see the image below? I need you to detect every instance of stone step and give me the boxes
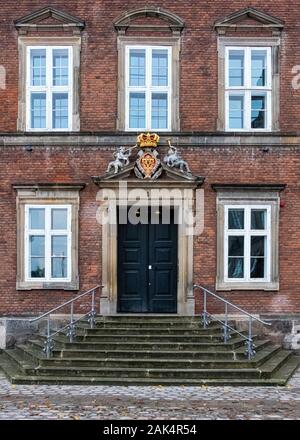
[1,352,298,386]
[48,340,271,360]
[28,364,263,379]
[38,335,254,351]
[72,333,230,343]
[76,326,224,335]
[98,316,203,322]
[35,346,280,369]
[85,320,221,329]
[259,350,293,378]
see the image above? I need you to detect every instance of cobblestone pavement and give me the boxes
[0,370,299,420]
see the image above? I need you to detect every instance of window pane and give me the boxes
[52,208,68,230]
[30,258,45,278]
[251,236,265,278]
[250,258,265,278]
[31,93,46,129]
[228,236,244,256]
[151,93,168,129]
[53,49,69,86]
[228,209,244,229]
[52,258,68,278]
[129,49,145,86]
[129,92,145,128]
[228,258,244,278]
[251,50,267,86]
[229,95,244,129]
[251,236,265,257]
[52,236,67,256]
[251,209,266,229]
[51,236,68,278]
[52,93,68,129]
[251,95,266,129]
[30,236,45,278]
[30,235,45,256]
[31,49,46,86]
[29,208,45,229]
[229,50,244,86]
[152,49,168,86]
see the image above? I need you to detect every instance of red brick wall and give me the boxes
[0,0,299,132]
[0,144,299,316]
[0,2,299,316]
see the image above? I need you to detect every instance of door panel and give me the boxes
[117,221,148,312]
[149,211,177,313]
[118,208,177,313]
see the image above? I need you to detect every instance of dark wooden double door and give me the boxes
[117,208,178,313]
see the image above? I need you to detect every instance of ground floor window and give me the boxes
[14,184,84,290]
[25,205,72,282]
[213,185,284,291]
[225,205,270,282]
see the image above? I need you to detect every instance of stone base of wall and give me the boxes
[231,314,300,354]
[0,315,79,349]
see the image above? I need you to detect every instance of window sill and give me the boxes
[216,280,279,291]
[16,281,79,291]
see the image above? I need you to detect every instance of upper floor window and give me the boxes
[125,46,172,131]
[225,47,272,131]
[27,46,73,131]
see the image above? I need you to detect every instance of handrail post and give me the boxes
[223,303,229,342]
[89,288,96,329]
[68,301,76,343]
[44,315,53,359]
[245,316,255,360]
[203,288,207,328]
[201,288,210,329]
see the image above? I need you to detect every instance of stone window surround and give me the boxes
[217,37,281,132]
[14,184,85,290]
[17,36,81,132]
[213,184,285,291]
[117,36,181,132]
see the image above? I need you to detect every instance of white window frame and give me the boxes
[225,46,272,131]
[224,205,271,283]
[125,45,172,131]
[24,204,72,283]
[26,46,73,132]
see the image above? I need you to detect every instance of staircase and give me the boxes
[0,315,299,386]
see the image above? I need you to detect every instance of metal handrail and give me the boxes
[193,284,271,360]
[30,285,102,358]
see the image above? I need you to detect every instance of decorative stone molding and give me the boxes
[13,183,85,291]
[212,184,286,291]
[14,7,85,35]
[214,7,284,36]
[114,7,184,35]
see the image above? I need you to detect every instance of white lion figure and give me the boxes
[164,144,191,174]
[107,147,131,174]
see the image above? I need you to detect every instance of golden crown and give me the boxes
[137,132,160,148]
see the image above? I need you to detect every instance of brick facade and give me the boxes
[0,1,299,316]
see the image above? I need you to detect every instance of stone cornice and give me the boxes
[211,184,286,192]
[1,133,300,148]
[13,183,86,191]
